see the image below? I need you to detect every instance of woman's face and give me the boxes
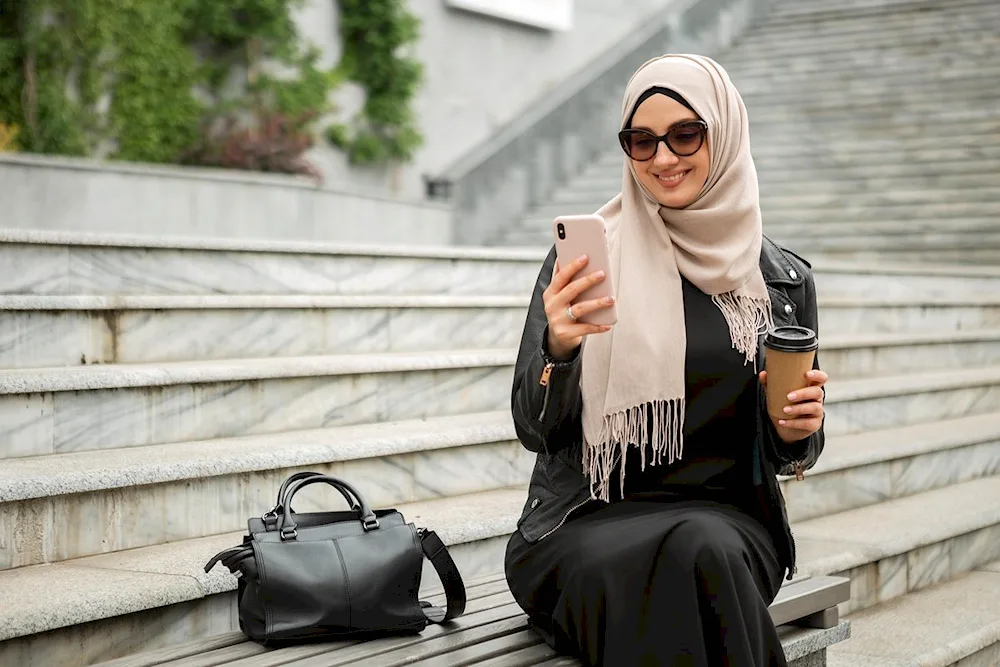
[628,94,710,209]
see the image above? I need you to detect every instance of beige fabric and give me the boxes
[580,54,772,501]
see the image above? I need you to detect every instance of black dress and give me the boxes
[505,278,788,667]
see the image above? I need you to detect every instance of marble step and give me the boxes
[738,15,1000,52]
[729,23,999,59]
[780,411,1000,522]
[0,487,526,667]
[742,84,1000,112]
[3,344,1000,453]
[779,233,1000,254]
[6,475,997,664]
[0,411,530,570]
[0,350,516,459]
[732,63,1000,93]
[828,561,1000,667]
[729,49,999,79]
[764,203,1000,224]
[815,295,1000,337]
[811,262,1000,299]
[811,248,1000,266]
[821,330,1000,378]
[0,295,530,368]
[821,365,1000,438]
[739,105,998,128]
[795,476,1000,617]
[764,219,1000,239]
[0,229,545,297]
[762,0,996,21]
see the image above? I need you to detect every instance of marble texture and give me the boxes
[0,440,533,569]
[782,439,1000,523]
[0,361,514,457]
[823,384,1000,437]
[0,300,528,367]
[821,337,1000,379]
[828,569,1000,667]
[817,303,1000,336]
[779,623,851,662]
[0,241,542,297]
[0,593,238,667]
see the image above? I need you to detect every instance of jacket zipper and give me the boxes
[537,362,555,421]
[539,496,592,541]
[793,460,805,481]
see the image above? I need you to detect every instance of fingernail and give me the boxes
[606,296,615,304]
[580,255,589,262]
[596,270,605,278]
[784,406,792,414]
[787,392,797,400]
[779,420,788,426]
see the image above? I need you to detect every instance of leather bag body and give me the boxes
[205,472,466,646]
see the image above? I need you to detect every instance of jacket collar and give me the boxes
[759,235,804,288]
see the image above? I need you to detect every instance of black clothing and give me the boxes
[507,236,824,573]
[618,277,760,504]
[503,237,824,666]
[506,501,786,667]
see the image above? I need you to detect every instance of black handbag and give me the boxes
[205,472,467,646]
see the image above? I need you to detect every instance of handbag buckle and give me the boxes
[363,516,380,531]
[280,526,298,540]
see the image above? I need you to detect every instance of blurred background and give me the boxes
[1,1,999,666]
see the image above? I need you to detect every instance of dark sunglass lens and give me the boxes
[626,132,658,160]
[668,124,704,156]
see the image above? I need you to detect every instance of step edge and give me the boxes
[0,349,519,394]
[0,411,517,502]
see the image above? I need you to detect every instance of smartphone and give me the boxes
[553,214,618,326]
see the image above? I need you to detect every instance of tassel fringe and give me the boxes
[583,398,686,502]
[711,292,773,364]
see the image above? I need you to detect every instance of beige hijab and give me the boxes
[581,54,772,501]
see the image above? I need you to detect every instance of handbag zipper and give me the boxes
[538,497,591,541]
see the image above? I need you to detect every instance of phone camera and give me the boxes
[557,223,566,240]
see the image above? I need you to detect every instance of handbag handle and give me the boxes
[277,471,358,511]
[279,475,379,540]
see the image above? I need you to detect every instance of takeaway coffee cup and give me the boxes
[763,325,819,424]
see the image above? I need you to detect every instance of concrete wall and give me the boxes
[295,0,680,200]
[0,154,453,245]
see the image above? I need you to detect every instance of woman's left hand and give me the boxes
[758,369,828,442]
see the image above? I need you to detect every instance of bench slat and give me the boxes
[89,632,248,667]
[226,601,524,667]
[769,575,850,627]
[421,571,506,599]
[455,642,559,667]
[156,642,269,667]
[402,629,542,666]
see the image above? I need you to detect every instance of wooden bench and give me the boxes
[93,573,850,667]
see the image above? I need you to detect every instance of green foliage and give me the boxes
[0,0,423,169]
[335,0,423,164]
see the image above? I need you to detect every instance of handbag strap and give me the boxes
[418,528,466,623]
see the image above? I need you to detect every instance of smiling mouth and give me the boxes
[655,170,689,188]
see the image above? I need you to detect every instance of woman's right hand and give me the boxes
[543,255,615,361]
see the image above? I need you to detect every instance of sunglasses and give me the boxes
[618,120,708,161]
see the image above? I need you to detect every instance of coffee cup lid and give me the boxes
[764,325,818,353]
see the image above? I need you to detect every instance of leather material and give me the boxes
[205,473,465,646]
[508,236,824,577]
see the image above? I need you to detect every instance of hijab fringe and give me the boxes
[712,291,774,364]
[583,398,686,502]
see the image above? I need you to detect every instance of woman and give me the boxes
[504,54,828,666]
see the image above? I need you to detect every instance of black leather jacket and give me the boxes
[508,236,824,579]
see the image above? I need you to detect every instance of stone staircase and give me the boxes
[501,0,1000,265]
[0,229,999,665]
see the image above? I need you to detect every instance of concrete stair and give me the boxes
[1,229,1000,665]
[497,0,1000,264]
